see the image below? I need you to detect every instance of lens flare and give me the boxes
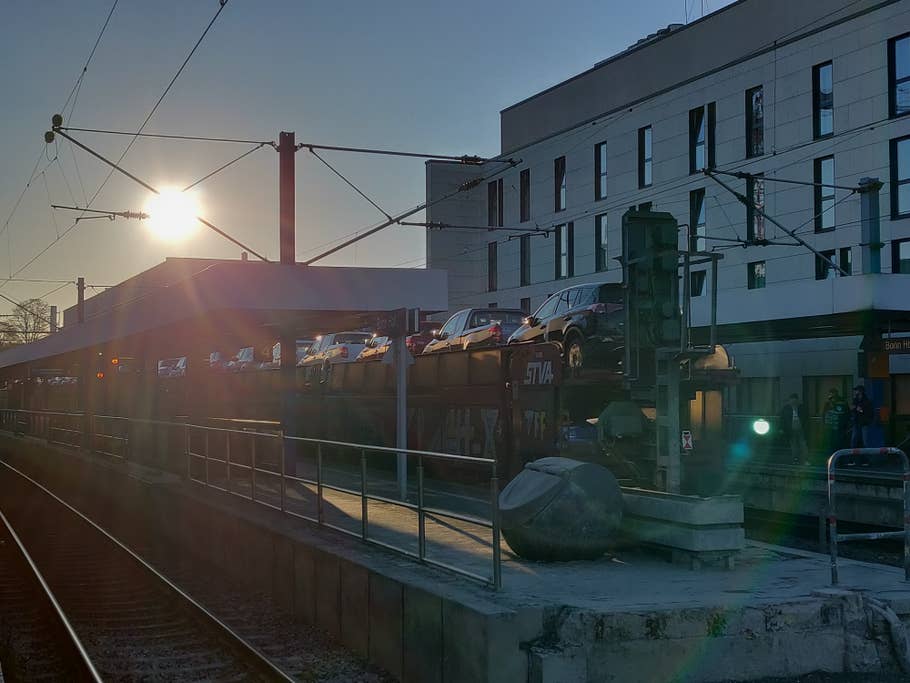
[145,188,200,242]
[752,418,771,436]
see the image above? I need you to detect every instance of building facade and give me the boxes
[426,0,910,436]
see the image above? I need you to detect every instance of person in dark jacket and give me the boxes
[822,388,848,457]
[779,393,808,464]
[850,385,873,449]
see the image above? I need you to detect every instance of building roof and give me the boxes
[0,259,447,370]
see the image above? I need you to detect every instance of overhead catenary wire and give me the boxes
[307,147,393,221]
[60,0,120,116]
[182,143,269,192]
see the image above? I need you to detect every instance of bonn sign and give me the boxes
[883,338,910,354]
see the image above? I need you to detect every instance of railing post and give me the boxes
[251,434,257,503]
[827,451,840,585]
[279,431,286,512]
[184,424,191,480]
[226,430,232,494]
[361,449,369,540]
[418,457,426,562]
[491,460,502,590]
[316,442,324,525]
[204,429,210,487]
[903,456,910,582]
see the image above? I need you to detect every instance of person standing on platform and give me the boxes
[822,388,848,460]
[850,385,873,450]
[779,393,808,465]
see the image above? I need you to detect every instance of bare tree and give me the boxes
[0,298,51,347]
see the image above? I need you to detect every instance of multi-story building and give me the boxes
[426,0,910,441]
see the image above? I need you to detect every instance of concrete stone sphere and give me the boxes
[498,457,623,561]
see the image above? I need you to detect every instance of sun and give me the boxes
[145,188,200,242]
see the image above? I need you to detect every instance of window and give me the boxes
[689,189,706,252]
[487,179,503,227]
[736,377,780,415]
[745,86,764,158]
[520,234,531,286]
[840,247,852,275]
[595,214,609,272]
[815,249,837,280]
[891,136,910,218]
[487,241,497,292]
[554,156,566,212]
[520,169,530,223]
[638,126,652,188]
[813,61,833,138]
[555,223,574,279]
[814,156,835,231]
[520,297,531,314]
[893,239,910,273]
[689,103,716,173]
[487,303,498,309]
[747,261,766,289]
[534,293,560,320]
[691,270,707,297]
[594,141,608,200]
[746,174,765,241]
[889,33,910,117]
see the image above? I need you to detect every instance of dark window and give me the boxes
[891,136,910,218]
[813,61,833,138]
[520,169,530,222]
[555,223,574,280]
[814,155,835,231]
[893,239,910,273]
[594,141,608,200]
[520,297,531,314]
[840,247,852,275]
[748,260,766,290]
[889,33,910,118]
[487,241,497,292]
[487,179,503,227]
[815,249,837,280]
[689,103,715,173]
[554,156,566,212]
[745,86,764,158]
[691,270,706,297]
[746,174,765,241]
[487,303,498,309]
[638,126,652,188]
[689,189,706,252]
[595,213,609,272]
[520,234,531,286]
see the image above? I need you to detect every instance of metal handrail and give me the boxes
[827,447,910,585]
[286,434,496,465]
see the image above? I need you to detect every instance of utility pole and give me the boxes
[77,277,85,323]
[278,131,296,265]
[49,305,57,333]
[277,132,300,460]
[859,177,883,274]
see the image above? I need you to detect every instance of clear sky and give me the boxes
[0,0,732,317]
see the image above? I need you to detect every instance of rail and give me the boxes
[0,409,503,589]
[827,447,910,585]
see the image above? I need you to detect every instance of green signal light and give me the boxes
[752,418,770,436]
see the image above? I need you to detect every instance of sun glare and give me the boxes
[145,188,200,242]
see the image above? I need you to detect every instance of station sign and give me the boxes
[883,338,910,354]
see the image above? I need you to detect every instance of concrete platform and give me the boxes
[3,435,910,682]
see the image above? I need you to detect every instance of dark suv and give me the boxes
[507,282,624,372]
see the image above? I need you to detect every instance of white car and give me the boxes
[298,331,372,381]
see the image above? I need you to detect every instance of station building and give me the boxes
[425,0,910,446]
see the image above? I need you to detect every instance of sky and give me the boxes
[0,0,733,319]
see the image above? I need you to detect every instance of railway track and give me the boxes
[0,461,295,681]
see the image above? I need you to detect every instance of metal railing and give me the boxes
[827,447,910,585]
[0,410,504,589]
[186,424,502,589]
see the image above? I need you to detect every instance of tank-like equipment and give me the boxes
[498,457,623,561]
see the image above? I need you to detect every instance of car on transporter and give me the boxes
[297,331,372,381]
[422,308,525,354]
[507,282,625,374]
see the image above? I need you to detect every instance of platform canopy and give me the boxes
[0,258,448,371]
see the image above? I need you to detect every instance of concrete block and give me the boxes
[529,646,587,683]
[622,517,744,552]
[314,551,341,639]
[340,560,369,658]
[292,544,316,625]
[369,572,403,680]
[622,489,744,525]
[403,585,443,683]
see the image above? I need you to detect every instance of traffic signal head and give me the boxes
[110,357,120,366]
[95,371,105,380]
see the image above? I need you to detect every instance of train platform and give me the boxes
[3,436,910,682]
